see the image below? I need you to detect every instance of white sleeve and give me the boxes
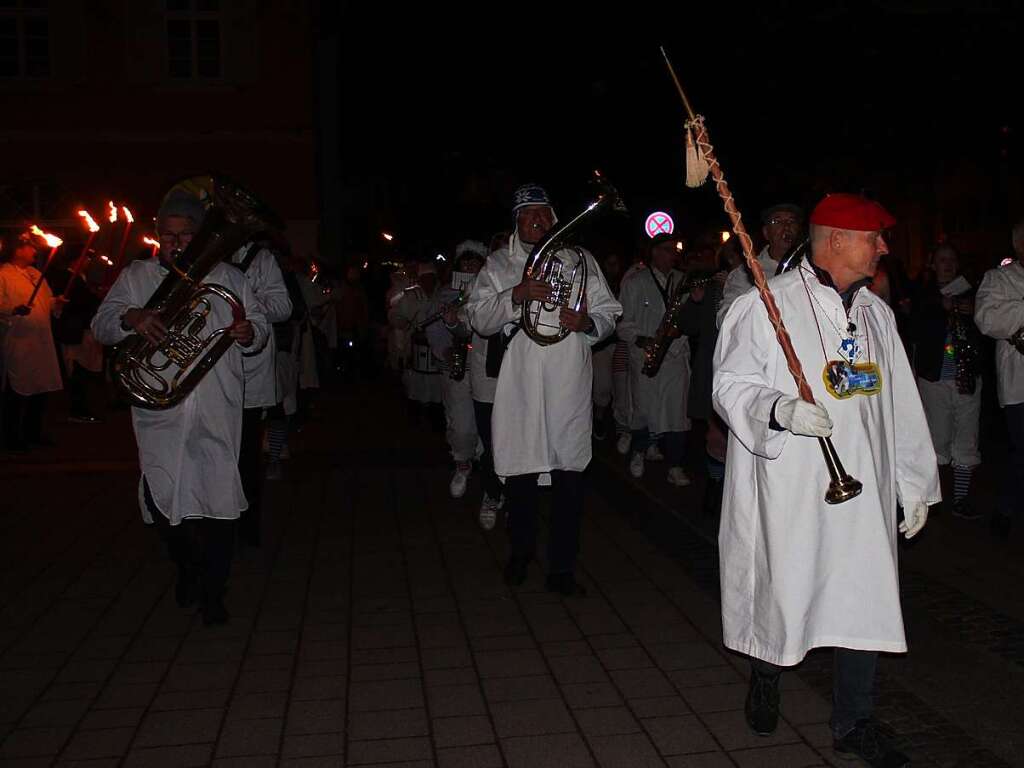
[251,251,292,324]
[616,274,641,345]
[974,268,1024,340]
[91,267,140,346]
[716,266,752,329]
[466,260,518,337]
[581,251,622,345]
[237,271,270,354]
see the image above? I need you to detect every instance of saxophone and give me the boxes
[641,272,712,376]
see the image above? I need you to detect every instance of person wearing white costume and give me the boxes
[716,203,803,328]
[390,262,444,427]
[617,232,692,486]
[0,229,66,452]
[92,190,269,626]
[713,193,938,767]
[231,238,292,546]
[974,218,1024,539]
[466,183,622,596]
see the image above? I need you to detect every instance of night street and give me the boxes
[1,378,1021,768]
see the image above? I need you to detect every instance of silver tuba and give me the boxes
[520,171,626,345]
[112,177,281,409]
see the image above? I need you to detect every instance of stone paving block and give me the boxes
[679,683,747,714]
[642,715,719,756]
[240,652,293,671]
[632,624,701,646]
[426,683,487,717]
[609,667,676,699]
[574,706,642,735]
[351,624,415,650]
[436,743,504,768]
[346,735,431,764]
[235,668,292,693]
[482,674,560,703]
[123,637,179,663]
[646,643,728,672]
[281,732,344,758]
[42,682,103,702]
[291,674,347,701]
[490,697,576,738]
[351,661,420,682]
[575,613,629,637]
[587,633,640,651]
[280,754,345,767]
[596,646,655,671]
[350,646,419,666]
[295,658,348,678]
[629,696,692,719]
[419,645,472,670]
[94,682,157,710]
[560,681,624,709]
[149,688,231,712]
[501,732,596,768]
[729,743,825,767]
[248,630,299,655]
[473,648,547,678]
[160,662,239,692]
[795,722,834,748]
[432,714,495,748]
[669,666,743,690]
[226,691,288,720]
[700,709,801,751]
[176,639,247,664]
[54,659,118,683]
[469,634,536,652]
[348,678,424,712]
[299,639,349,660]
[780,688,833,725]
[60,727,136,760]
[19,697,92,727]
[531,621,585,643]
[122,745,214,768]
[212,756,277,768]
[664,753,735,768]
[79,706,145,730]
[108,661,169,686]
[348,708,429,740]
[549,655,610,685]
[284,699,346,735]
[0,726,73,758]
[541,640,591,658]
[215,717,283,757]
[133,707,224,747]
[587,732,667,768]
[302,623,349,642]
[424,666,478,686]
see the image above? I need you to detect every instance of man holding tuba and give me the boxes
[92,190,269,626]
[466,184,621,596]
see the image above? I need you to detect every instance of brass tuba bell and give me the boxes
[112,178,281,409]
[520,171,626,345]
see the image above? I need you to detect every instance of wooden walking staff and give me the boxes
[25,225,64,308]
[659,47,862,505]
[61,210,102,301]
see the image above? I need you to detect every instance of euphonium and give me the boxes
[113,178,280,409]
[520,171,626,345]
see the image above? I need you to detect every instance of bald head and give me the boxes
[809,223,889,292]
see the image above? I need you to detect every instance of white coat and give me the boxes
[466,234,621,476]
[389,286,443,404]
[617,265,691,434]
[713,265,939,666]
[91,259,269,526]
[974,261,1024,406]
[716,246,779,329]
[231,245,292,409]
[0,263,63,395]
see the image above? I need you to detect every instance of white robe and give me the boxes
[974,261,1024,407]
[0,264,63,395]
[389,286,443,404]
[716,246,779,329]
[617,265,691,434]
[466,234,622,476]
[91,260,269,526]
[713,266,939,666]
[231,245,292,409]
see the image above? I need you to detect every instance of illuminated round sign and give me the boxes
[645,211,674,238]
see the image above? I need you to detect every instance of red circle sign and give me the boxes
[645,211,674,238]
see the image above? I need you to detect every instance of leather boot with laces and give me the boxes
[833,719,910,767]
[745,668,781,736]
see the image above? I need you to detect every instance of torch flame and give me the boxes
[77,209,100,233]
[143,236,160,249]
[720,231,731,243]
[100,255,114,266]
[108,201,118,224]
[29,225,63,248]
[122,206,134,224]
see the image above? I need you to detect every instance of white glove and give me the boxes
[774,396,833,437]
[899,501,929,539]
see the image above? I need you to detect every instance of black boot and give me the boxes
[545,572,587,597]
[833,720,910,768]
[745,667,781,736]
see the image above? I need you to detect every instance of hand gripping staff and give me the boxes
[660,47,861,505]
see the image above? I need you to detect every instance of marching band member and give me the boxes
[714,194,938,766]
[591,251,627,442]
[618,233,692,486]
[466,184,621,595]
[717,203,803,327]
[389,261,444,429]
[92,191,269,626]
[231,235,292,546]
[0,229,66,453]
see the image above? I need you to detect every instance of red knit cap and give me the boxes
[809,193,896,231]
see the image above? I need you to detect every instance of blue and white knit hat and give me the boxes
[512,183,552,212]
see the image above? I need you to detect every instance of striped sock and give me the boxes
[706,457,725,481]
[267,421,288,464]
[952,463,973,502]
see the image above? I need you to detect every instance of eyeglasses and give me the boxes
[158,231,195,246]
[767,218,801,229]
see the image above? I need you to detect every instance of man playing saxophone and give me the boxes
[92,190,269,626]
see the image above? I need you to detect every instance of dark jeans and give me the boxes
[998,402,1024,519]
[505,470,584,575]
[752,648,877,737]
[144,478,236,603]
[238,407,264,545]
[630,429,687,466]
[68,363,101,418]
[3,387,46,448]
[473,399,503,500]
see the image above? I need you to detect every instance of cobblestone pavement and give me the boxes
[1,380,1022,767]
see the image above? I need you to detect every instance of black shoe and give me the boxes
[175,568,200,608]
[951,499,981,520]
[503,557,530,587]
[991,513,1012,539]
[545,572,587,597]
[833,719,910,767]
[745,669,780,736]
[592,415,608,442]
[201,598,229,626]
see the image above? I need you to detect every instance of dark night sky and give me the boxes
[339,3,1021,259]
